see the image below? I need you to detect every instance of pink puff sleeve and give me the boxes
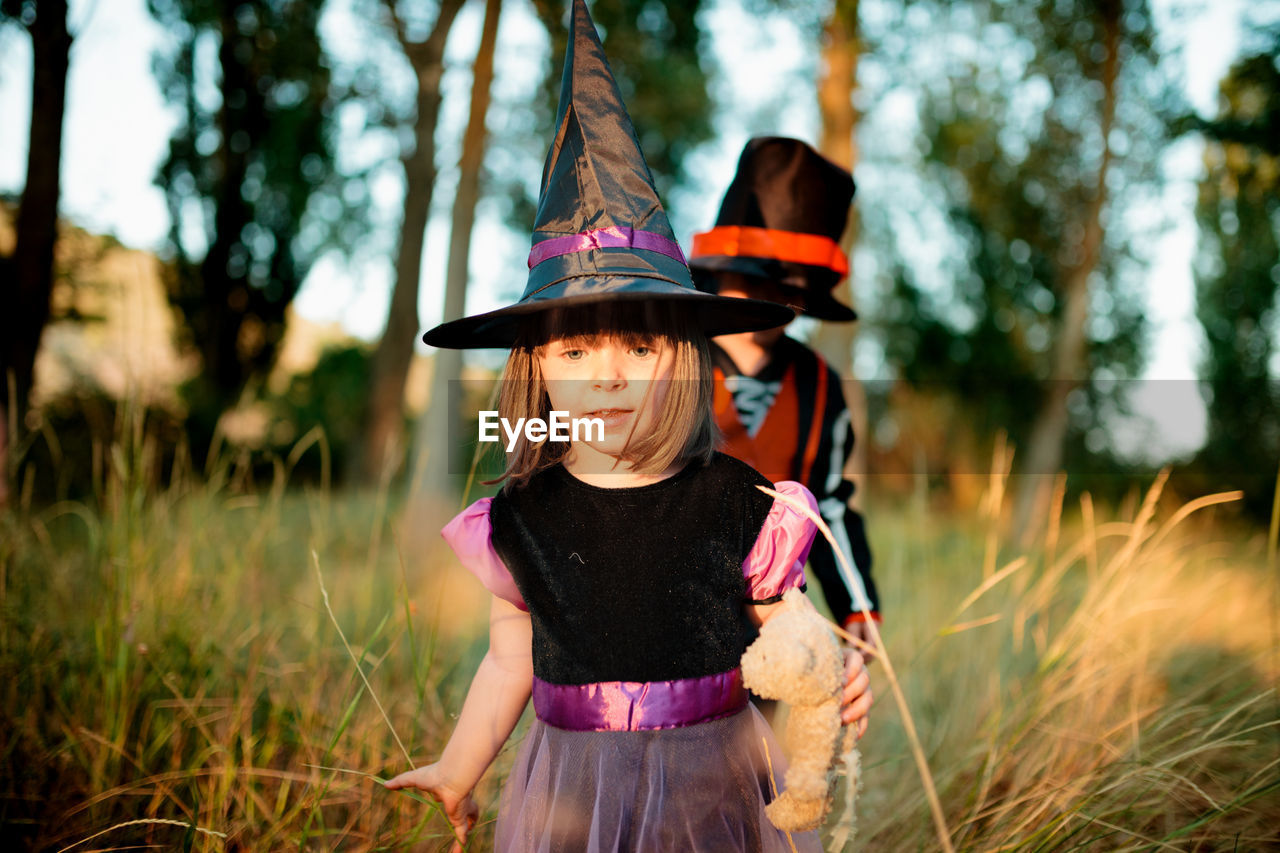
[743,481,819,603]
[441,498,528,611]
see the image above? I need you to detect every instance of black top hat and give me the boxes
[423,0,792,349]
[689,137,857,322]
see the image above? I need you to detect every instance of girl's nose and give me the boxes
[592,348,627,390]
[594,377,624,392]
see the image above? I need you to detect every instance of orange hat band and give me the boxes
[690,226,849,276]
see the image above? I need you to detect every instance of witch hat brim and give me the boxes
[423,282,793,348]
[690,258,857,322]
[423,0,792,350]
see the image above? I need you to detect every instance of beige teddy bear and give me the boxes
[741,587,858,833]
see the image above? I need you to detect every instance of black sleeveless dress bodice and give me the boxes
[489,452,776,685]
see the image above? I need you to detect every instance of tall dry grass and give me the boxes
[853,467,1279,851]
[1,413,1276,850]
[1,411,500,851]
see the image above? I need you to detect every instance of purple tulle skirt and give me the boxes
[495,704,822,852]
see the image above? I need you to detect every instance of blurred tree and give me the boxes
[811,0,869,510]
[0,0,71,508]
[816,0,860,173]
[1190,35,1280,518]
[270,344,374,483]
[410,0,503,503]
[148,0,355,456]
[871,0,1170,524]
[355,0,466,485]
[810,0,862,377]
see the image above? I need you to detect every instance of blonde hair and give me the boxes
[492,300,715,490]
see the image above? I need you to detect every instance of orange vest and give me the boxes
[713,355,828,485]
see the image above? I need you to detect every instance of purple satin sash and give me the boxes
[527,226,688,270]
[533,669,748,732]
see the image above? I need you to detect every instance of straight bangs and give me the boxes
[495,300,716,489]
[519,301,675,350]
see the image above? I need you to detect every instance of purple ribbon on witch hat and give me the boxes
[528,226,688,270]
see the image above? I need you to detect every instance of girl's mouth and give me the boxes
[585,408,634,426]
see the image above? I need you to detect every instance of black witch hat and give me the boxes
[423,0,793,349]
[689,136,857,322]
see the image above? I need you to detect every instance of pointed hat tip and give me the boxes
[418,0,796,349]
[535,0,671,241]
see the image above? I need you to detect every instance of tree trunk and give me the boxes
[410,0,503,504]
[811,0,869,510]
[1013,0,1120,535]
[816,0,858,171]
[1,0,71,508]
[356,0,467,485]
[193,2,258,406]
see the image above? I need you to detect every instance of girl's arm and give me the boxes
[747,598,872,737]
[385,595,533,849]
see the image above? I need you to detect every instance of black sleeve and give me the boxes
[805,366,880,622]
[805,507,879,622]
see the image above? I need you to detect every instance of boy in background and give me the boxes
[690,136,882,652]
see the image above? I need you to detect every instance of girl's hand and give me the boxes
[840,648,872,737]
[385,763,479,851]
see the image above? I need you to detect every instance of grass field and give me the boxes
[1,436,1277,851]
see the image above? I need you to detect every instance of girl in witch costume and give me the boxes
[690,138,883,654]
[384,2,871,850]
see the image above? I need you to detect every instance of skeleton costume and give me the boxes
[690,137,882,627]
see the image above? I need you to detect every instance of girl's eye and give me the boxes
[563,349,585,360]
[631,345,653,358]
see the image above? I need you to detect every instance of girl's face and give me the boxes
[537,333,675,465]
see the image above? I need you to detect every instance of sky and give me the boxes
[0,0,1266,459]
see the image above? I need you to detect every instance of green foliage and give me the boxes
[867,0,1174,469]
[1189,34,1280,517]
[267,344,381,483]
[148,0,364,415]
[0,0,34,25]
